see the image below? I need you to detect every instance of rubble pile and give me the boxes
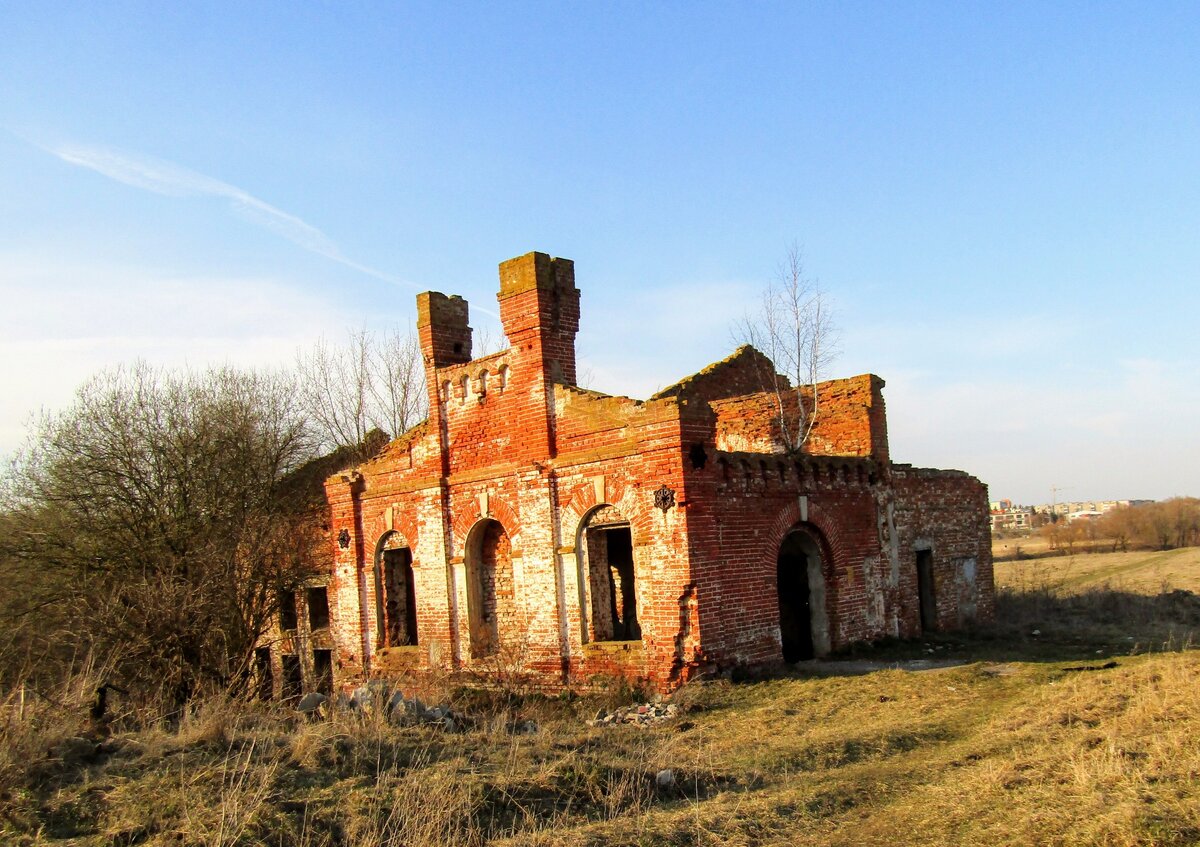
[295,682,465,731]
[588,702,678,727]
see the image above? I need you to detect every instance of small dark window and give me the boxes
[916,550,937,633]
[281,654,303,700]
[280,591,298,631]
[307,586,330,630]
[312,649,333,695]
[688,442,708,470]
[254,647,273,701]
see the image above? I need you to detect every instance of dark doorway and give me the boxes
[281,654,303,701]
[381,547,418,647]
[604,526,640,640]
[916,549,937,632]
[777,532,815,662]
[580,507,641,643]
[312,649,333,695]
[254,647,273,701]
[467,519,513,657]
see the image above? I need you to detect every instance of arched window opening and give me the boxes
[375,532,418,648]
[465,518,514,658]
[478,369,488,394]
[776,527,830,661]
[459,374,470,403]
[578,505,640,643]
[496,364,509,391]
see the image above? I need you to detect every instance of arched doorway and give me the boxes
[465,518,513,658]
[577,505,640,643]
[776,528,830,662]
[375,532,418,648]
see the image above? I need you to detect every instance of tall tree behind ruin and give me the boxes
[2,363,322,706]
[734,244,838,452]
[295,326,428,457]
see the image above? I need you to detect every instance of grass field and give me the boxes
[3,548,1199,846]
[995,546,1200,594]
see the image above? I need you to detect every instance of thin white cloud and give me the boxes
[44,141,420,292]
[0,256,362,455]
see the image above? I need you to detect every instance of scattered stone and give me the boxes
[349,685,374,712]
[587,701,679,728]
[655,769,675,788]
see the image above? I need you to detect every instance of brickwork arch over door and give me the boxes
[464,518,516,658]
[374,531,419,649]
[575,504,641,644]
[776,525,833,661]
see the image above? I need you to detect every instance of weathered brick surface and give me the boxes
[311,251,991,693]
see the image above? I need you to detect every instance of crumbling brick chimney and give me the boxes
[497,252,580,386]
[416,291,472,369]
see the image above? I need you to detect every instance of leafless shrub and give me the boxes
[3,363,322,708]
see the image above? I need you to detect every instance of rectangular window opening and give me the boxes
[307,586,330,630]
[281,654,303,701]
[312,649,333,695]
[254,647,273,701]
[280,590,299,631]
[916,549,937,633]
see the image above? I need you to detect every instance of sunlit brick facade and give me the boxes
[318,252,993,692]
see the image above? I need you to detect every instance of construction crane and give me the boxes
[1050,485,1072,521]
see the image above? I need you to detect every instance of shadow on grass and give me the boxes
[822,586,1200,669]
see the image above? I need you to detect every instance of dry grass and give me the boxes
[995,547,1200,594]
[3,550,1200,846]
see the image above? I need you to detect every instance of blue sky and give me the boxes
[2,2,1198,505]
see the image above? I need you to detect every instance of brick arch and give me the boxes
[363,507,420,567]
[763,500,844,618]
[562,478,629,527]
[451,496,521,555]
[564,482,642,549]
[765,500,843,573]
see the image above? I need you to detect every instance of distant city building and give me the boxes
[989,503,1035,532]
[990,498,1154,531]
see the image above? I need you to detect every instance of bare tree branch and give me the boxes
[296,326,428,455]
[734,243,838,452]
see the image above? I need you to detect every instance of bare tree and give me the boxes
[3,363,323,706]
[295,326,428,456]
[367,327,427,443]
[735,244,838,452]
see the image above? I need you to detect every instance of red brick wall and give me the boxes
[316,252,992,694]
[890,465,994,633]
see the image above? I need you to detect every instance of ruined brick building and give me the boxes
[272,251,993,695]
